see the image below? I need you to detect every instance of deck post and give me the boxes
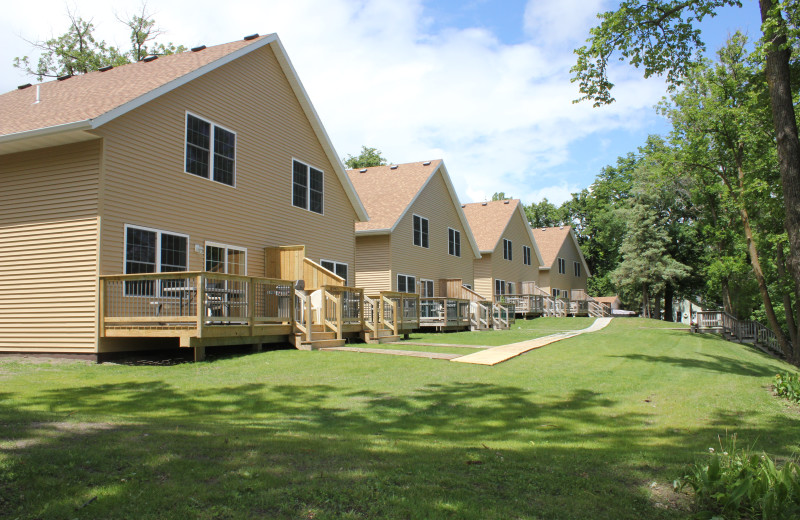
[320,287,328,332]
[336,291,343,340]
[196,274,205,338]
[379,296,385,331]
[358,289,365,330]
[194,345,205,362]
[304,291,312,342]
[98,278,106,338]
[248,279,255,336]
[393,298,399,336]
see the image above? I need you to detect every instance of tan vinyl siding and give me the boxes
[354,235,391,294]
[0,141,100,352]
[473,256,493,298]
[389,169,474,294]
[95,44,357,281]
[488,210,541,295]
[546,238,587,294]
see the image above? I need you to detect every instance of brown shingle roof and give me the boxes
[461,199,521,252]
[347,161,441,232]
[0,35,271,137]
[531,225,573,268]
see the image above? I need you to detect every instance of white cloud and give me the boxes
[1,0,669,205]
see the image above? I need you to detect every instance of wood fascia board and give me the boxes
[271,37,369,223]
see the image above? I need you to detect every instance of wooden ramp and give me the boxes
[451,318,613,366]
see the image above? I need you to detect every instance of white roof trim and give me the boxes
[0,119,92,146]
[90,35,278,129]
[271,37,368,222]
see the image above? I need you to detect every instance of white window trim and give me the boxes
[291,157,325,215]
[397,273,417,294]
[523,245,531,266]
[495,278,506,296]
[204,241,248,275]
[184,111,237,188]
[503,238,512,261]
[123,224,190,297]
[320,259,348,285]
[507,282,515,295]
[412,214,429,248]
[448,227,461,257]
[574,261,581,277]
[558,257,566,274]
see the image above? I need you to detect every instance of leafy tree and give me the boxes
[13,4,184,80]
[525,198,564,228]
[491,192,511,201]
[343,146,387,169]
[572,0,800,324]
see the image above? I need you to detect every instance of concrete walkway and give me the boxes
[451,317,613,366]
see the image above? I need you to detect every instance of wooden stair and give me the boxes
[362,328,400,344]
[290,326,346,350]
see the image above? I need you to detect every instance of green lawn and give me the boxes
[1,318,798,519]
[408,316,602,345]
[367,344,484,355]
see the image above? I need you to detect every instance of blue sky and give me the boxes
[1,0,757,205]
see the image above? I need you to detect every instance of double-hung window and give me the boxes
[574,261,581,277]
[448,228,461,257]
[523,245,531,266]
[124,225,188,296]
[397,274,416,293]
[321,260,348,285]
[503,239,512,260]
[558,257,566,274]
[185,113,236,186]
[292,159,324,214]
[495,279,506,296]
[413,215,429,248]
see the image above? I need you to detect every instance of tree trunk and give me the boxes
[721,277,733,316]
[654,290,662,321]
[776,244,798,350]
[642,285,649,318]
[664,283,674,322]
[759,0,800,314]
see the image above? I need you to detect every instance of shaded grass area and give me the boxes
[376,344,484,355]
[1,318,799,519]
[409,316,600,346]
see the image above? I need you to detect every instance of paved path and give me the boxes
[451,317,613,366]
[321,346,461,360]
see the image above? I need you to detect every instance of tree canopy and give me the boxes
[343,146,387,169]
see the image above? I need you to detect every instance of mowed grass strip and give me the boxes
[1,318,798,520]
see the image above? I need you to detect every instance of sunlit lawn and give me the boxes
[406,316,602,346]
[1,318,798,519]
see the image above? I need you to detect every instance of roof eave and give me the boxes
[355,228,391,236]
[0,120,95,155]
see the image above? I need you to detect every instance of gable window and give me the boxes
[574,261,581,278]
[321,259,348,286]
[421,279,435,298]
[503,239,513,261]
[397,274,416,293]
[523,245,531,266]
[185,113,236,186]
[448,228,461,257]
[292,159,324,214]
[124,225,188,296]
[558,257,566,274]
[495,279,506,296]
[413,215,429,248]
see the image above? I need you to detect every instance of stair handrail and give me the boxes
[294,289,312,343]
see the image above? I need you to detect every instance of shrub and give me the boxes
[774,372,800,403]
[675,434,800,519]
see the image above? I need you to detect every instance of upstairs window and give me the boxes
[185,113,236,186]
[448,228,461,257]
[413,215,429,248]
[558,257,566,274]
[574,261,581,278]
[397,274,416,293]
[292,159,324,214]
[503,239,513,261]
[523,245,531,266]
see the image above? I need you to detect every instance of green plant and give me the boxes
[676,434,800,519]
[774,372,800,403]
